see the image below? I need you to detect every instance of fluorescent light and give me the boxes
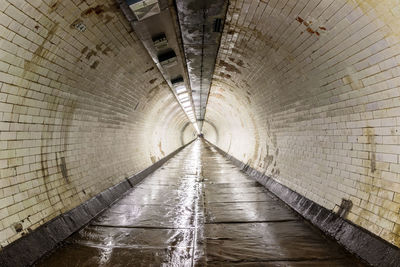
[176,86,186,94]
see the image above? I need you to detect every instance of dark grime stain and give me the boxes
[219,72,231,79]
[102,47,112,55]
[144,66,155,73]
[90,61,100,69]
[82,5,105,17]
[81,46,89,54]
[219,59,241,74]
[86,50,97,60]
[104,15,113,24]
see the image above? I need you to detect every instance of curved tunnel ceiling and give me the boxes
[0,0,399,252]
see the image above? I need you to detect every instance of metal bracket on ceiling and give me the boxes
[116,0,199,131]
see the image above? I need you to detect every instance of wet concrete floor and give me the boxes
[36,140,366,266]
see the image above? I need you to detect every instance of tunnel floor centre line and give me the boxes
[36,139,366,266]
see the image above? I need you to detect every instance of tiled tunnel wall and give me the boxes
[0,0,191,247]
[204,0,400,247]
[1,0,400,252]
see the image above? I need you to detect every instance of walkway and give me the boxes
[36,140,364,266]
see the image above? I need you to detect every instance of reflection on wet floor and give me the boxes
[36,140,365,266]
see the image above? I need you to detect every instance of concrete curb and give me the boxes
[206,139,400,267]
[0,139,195,267]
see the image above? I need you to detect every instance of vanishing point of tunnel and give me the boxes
[0,0,400,266]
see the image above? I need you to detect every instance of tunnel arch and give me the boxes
[0,0,399,259]
[181,121,197,144]
[181,119,219,144]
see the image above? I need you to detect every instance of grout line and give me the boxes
[204,219,299,224]
[206,200,278,204]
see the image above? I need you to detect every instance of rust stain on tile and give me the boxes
[219,60,241,74]
[296,16,304,23]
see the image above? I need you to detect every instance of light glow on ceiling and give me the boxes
[176,86,186,94]
[172,84,199,133]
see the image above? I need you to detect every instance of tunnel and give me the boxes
[0,0,400,266]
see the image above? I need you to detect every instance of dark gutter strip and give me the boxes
[0,139,195,267]
[205,139,400,267]
[205,219,299,224]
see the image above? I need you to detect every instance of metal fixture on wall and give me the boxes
[153,33,169,50]
[127,0,161,21]
[158,50,178,68]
